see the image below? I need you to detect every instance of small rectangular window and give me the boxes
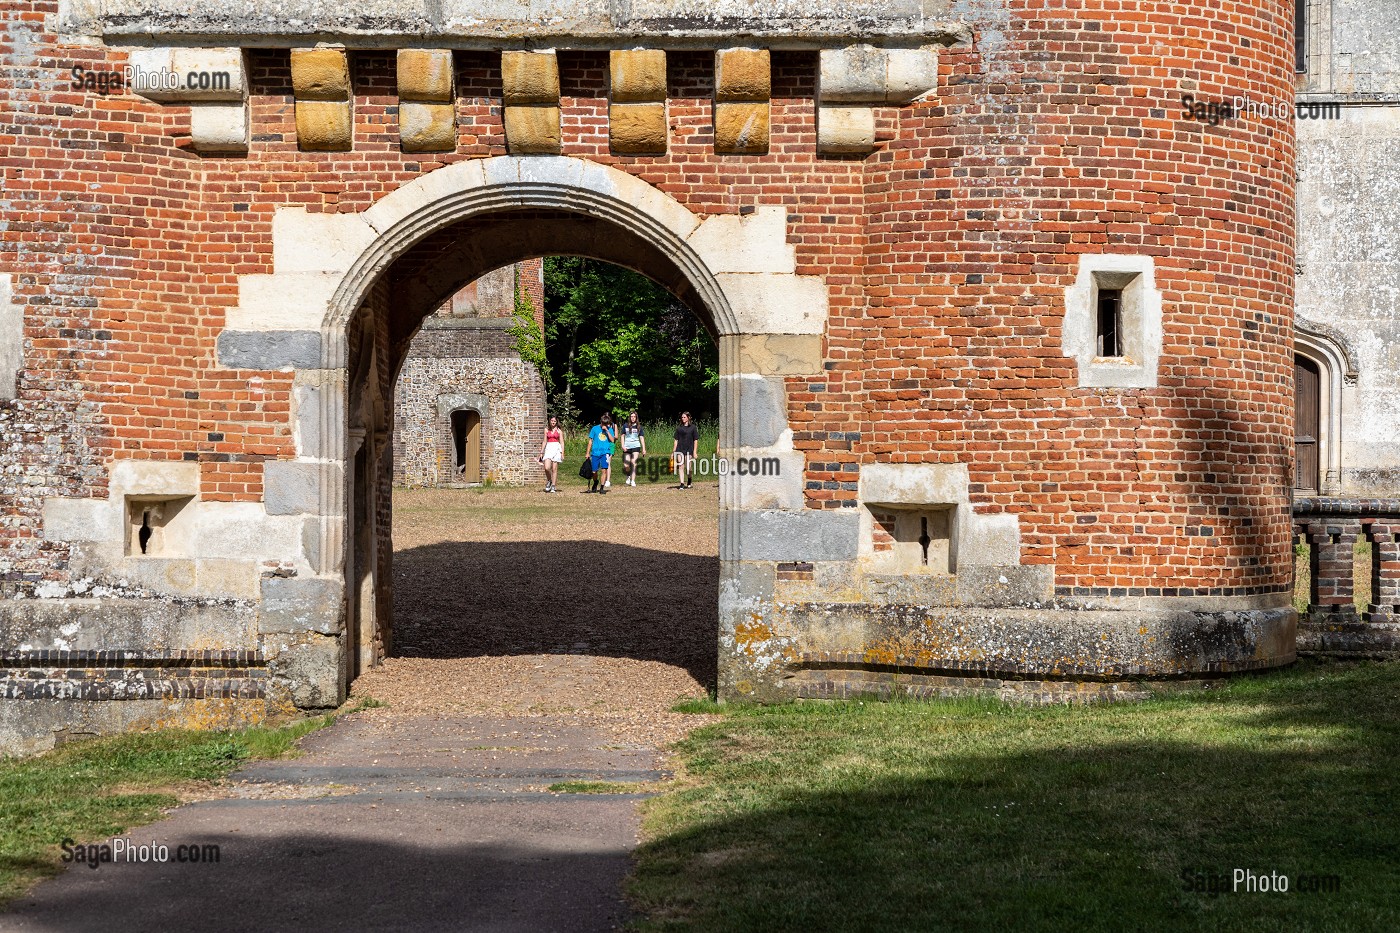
[1295,0,1308,73]
[1096,288,1123,357]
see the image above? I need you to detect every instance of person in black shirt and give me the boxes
[672,411,699,489]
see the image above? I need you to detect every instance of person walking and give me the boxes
[672,411,699,489]
[537,415,564,493]
[619,411,647,487]
[584,412,616,493]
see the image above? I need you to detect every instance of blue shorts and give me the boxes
[591,453,611,471]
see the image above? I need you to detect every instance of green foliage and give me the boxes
[543,257,718,423]
[507,271,550,392]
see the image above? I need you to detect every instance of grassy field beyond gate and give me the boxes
[630,661,1400,932]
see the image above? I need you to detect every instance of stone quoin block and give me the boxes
[0,274,19,400]
[217,330,324,370]
[714,48,770,155]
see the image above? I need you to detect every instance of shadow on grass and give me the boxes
[391,540,719,687]
[629,661,1400,931]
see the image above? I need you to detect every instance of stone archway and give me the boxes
[216,156,831,702]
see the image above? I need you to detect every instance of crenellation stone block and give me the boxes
[714,102,769,154]
[400,102,456,153]
[294,100,352,151]
[609,102,667,154]
[397,49,454,102]
[609,49,667,103]
[715,48,771,102]
[501,51,560,106]
[504,105,561,155]
[817,105,875,155]
[190,102,249,153]
[290,48,350,102]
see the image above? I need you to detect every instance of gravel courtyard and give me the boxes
[350,479,721,745]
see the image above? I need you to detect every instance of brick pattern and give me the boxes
[0,648,267,701]
[0,6,1295,603]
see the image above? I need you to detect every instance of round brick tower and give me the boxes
[783,0,1298,688]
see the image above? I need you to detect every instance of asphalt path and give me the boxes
[2,712,663,932]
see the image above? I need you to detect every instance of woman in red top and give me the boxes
[538,415,565,493]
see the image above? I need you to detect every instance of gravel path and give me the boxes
[358,480,721,746]
[2,481,722,931]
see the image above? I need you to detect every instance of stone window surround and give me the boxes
[1062,254,1163,390]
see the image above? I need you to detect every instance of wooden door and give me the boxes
[463,411,481,483]
[1295,355,1320,493]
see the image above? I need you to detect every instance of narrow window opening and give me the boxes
[1295,0,1308,73]
[138,510,153,555]
[918,516,931,566]
[1096,288,1123,358]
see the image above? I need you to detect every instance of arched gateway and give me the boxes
[1,1,1299,752]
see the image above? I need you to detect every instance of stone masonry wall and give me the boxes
[1295,0,1400,498]
[392,261,547,487]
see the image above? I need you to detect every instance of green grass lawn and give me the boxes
[630,661,1400,931]
[0,713,343,908]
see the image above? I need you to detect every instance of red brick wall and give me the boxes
[0,1,1296,598]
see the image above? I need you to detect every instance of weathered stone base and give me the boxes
[1297,619,1400,658]
[785,668,1227,705]
[720,601,1297,701]
[0,596,329,755]
[0,697,268,758]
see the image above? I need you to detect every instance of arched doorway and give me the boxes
[256,156,825,701]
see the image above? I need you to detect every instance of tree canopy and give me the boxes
[541,256,718,424]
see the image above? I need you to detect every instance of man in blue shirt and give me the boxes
[585,413,616,493]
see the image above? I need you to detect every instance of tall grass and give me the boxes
[560,419,719,464]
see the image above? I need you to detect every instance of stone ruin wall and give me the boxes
[392,261,547,487]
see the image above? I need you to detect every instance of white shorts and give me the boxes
[543,441,563,462]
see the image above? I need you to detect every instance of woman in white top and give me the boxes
[538,415,565,493]
[619,411,647,487]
